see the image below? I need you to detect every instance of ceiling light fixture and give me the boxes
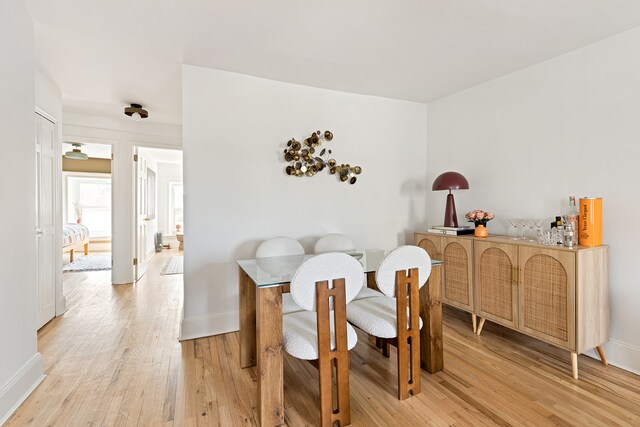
[124,103,149,121]
[64,143,89,160]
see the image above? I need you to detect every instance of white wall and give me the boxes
[182,66,428,339]
[63,113,181,284]
[157,162,183,246]
[427,26,640,374]
[0,1,45,423]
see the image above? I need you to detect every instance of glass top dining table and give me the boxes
[237,249,443,287]
[237,248,445,426]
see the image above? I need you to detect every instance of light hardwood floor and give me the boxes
[6,250,640,426]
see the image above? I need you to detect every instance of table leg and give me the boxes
[366,271,379,291]
[420,265,443,373]
[257,286,284,426]
[239,267,256,368]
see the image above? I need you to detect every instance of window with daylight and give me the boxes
[66,175,112,238]
[169,181,184,235]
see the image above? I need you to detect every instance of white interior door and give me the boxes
[134,149,148,280]
[36,113,56,329]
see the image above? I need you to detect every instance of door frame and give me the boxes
[58,134,181,285]
[131,143,183,282]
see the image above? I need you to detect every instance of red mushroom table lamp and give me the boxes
[432,171,469,227]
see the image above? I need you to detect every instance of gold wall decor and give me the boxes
[283,130,362,184]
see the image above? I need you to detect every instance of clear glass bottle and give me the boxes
[563,196,579,246]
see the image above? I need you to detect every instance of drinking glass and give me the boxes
[526,219,537,242]
[516,218,527,240]
[506,218,519,240]
[534,218,546,243]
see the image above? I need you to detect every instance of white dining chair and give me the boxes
[314,234,385,302]
[255,236,305,315]
[314,233,356,254]
[283,252,364,426]
[346,245,431,400]
[256,236,305,258]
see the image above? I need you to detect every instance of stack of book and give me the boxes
[426,225,474,235]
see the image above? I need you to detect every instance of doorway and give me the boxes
[134,147,183,281]
[61,142,113,302]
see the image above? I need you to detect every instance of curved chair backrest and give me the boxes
[314,234,356,254]
[375,246,431,297]
[290,252,364,311]
[256,236,304,258]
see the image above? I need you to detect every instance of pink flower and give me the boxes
[466,209,495,224]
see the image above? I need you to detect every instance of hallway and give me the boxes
[8,250,184,426]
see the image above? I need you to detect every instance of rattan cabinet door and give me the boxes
[474,241,519,329]
[415,234,442,261]
[518,246,576,350]
[441,237,474,311]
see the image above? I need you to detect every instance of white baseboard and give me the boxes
[179,311,239,341]
[583,338,640,376]
[0,353,45,426]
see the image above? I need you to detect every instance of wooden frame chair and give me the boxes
[346,245,431,400]
[283,252,364,426]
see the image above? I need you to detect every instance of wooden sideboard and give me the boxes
[414,232,610,379]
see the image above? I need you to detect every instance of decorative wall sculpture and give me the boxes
[283,130,362,184]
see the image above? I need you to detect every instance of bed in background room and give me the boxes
[63,223,90,263]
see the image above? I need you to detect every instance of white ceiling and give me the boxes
[25,1,640,125]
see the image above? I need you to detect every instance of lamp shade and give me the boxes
[432,171,469,227]
[432,171,469,191]
[64,143,88,160]
[64,150,88,160]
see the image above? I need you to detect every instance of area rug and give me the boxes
[161,256,184,275]
[63,254,111,272]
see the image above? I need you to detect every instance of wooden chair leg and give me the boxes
[476,317,486,335]
[69,248,74,263]
[395,269,421,400]
[316,279,351,426]
[596,346,608,366]
[571,352,579,380]
[382,340,390,358]
[472,313,477,334]
[376,337,383,349]
[84,243,89,255]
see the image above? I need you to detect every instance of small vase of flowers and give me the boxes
[465,210,494,237]
[74,203,83,224]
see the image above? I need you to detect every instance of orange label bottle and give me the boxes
[578,197,602,247]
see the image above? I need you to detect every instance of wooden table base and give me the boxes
[240,263,443,426]
[239,268,285,427]
[256,286,284,426]
[420,265,443,373]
